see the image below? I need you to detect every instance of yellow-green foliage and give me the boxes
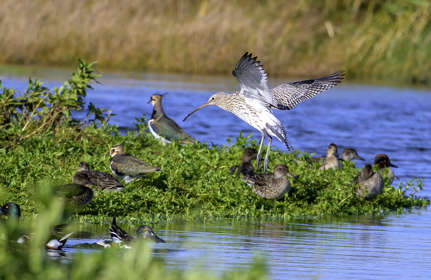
[0,0,430,84]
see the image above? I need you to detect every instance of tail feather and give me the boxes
[59,232,74,247]
[109,216,131,242]
[266,124,293,152]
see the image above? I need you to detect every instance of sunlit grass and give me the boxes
[0,59,428,224]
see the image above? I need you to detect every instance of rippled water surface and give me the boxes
[1,68,431,279]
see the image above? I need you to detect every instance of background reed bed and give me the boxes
[0,0,430,84]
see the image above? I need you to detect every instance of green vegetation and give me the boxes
[0,0,431,84]
[0,61,428,225]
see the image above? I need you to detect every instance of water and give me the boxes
[1,68,431,279]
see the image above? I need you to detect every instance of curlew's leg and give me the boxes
[256,132,265,169]
[264,136,272,173]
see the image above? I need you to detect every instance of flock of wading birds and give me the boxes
[0,52,399,251]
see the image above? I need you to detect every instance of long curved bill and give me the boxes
[356,155,365,161]
[183,102,210,121]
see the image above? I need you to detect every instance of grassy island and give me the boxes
[0,61,428,223]
[0,59,429,280]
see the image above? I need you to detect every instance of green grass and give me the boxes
[0,60,428,224]
[0,125,428,223]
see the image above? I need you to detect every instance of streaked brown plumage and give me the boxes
[244,164,295,199]
[73,162,124,192]
[184,52,344,172]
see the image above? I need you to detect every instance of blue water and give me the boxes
[1,69,431,279]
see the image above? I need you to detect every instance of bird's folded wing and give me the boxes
[90,171,124,188]
[114,155,159,176]
[243,173,268,187]
[232,52,277,107]
[271,71,345,110]
[154,117,195,142]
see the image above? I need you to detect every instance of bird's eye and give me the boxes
[5,205,8,209]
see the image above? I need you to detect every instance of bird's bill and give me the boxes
[389,162,398,168]
[355,155,365,161]
[287,172,297,179]
[183,102,210,121]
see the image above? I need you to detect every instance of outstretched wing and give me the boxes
[271,71,345,110]
[232,52,276,106]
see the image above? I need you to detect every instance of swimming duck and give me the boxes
[73,162,125,192]
[230,148,258,177]
[0,202,21,219]
[97,216,165,247]
[148,94,195,145]
[374,154,398,184]
[109,144,161,184]
[45,232,74,250]
[135,225,166,243]
[1,203,73,249]
[320,143,341,170]
[55,184,93,209]
[243,164,295,199]
[354,164,384,199]
[341,148,365,162]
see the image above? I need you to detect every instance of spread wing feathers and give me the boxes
[110,216,133,242]
[232,52,276,106]
[150,116,195,143]
[112,155,159,176]
[271,71,345,110]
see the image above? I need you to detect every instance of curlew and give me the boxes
[184,52,344,172]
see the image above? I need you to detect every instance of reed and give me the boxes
[0,0,430,83]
